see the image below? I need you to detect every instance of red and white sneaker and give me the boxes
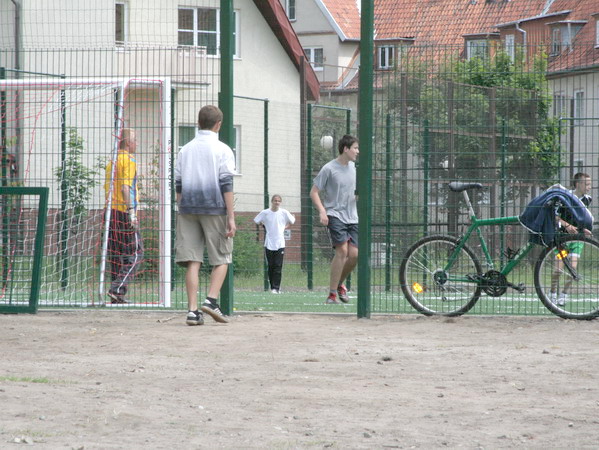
[325,293,340,304]
[337,284,349,303]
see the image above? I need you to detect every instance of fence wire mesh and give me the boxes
[1,0,599,315]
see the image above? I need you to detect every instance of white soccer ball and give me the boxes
[320,135,334,150]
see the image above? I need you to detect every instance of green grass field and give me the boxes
[1,256,557,317]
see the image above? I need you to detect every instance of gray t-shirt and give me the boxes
[313,159,358,224]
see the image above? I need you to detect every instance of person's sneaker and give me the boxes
[557,293,567,306]
[271,289,279,294]
[200,299,229,323]
[186,310,204,326]
[337,284,349,303]
[325,293,340,304]
[107,292,128,304]
[549,292,558,304]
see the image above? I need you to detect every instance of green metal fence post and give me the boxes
[357,0,373,318]
[30,187,49,313]
[263,99,269,291]
[385,113,392,291]
[423,120,430,236]
[346,109,351,135]
[345,108,352,291]
[306,104,313,290]
[219,0,234,315]
[500,119,507,260]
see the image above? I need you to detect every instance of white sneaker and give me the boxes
[271,289,279,294]
[557,293,567,306]
[549,292,558,304]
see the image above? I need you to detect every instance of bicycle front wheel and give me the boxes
[535,235,599,320]
[400,235,482,316]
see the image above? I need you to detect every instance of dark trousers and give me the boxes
[108,209,144,296]
[265,248,285,290]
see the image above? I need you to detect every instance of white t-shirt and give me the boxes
[253,208,295,250]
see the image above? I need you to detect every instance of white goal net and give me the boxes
[0,77,172,307]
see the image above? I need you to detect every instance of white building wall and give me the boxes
[550,73,599,185]
[1,0,305,215]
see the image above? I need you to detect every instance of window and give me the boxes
[466,40,488,60]
[574,90,584,125]
[551,28,561,55]
[378,45,395,69]
[285,0,296,21]
[304,47,323,70]
[596,19,599,47]
[179,125,240,171]
[504,34,515,61]
[115,2,126,45]
[178,125,196,150]
[178,8,238,57]
[553,94,567,117]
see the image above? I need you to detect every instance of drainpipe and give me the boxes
[516,21,528,63]
[515,21,527,60]
[10,0,21,72]
[9,0,22,185]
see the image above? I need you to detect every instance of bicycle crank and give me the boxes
[475,270,526,296]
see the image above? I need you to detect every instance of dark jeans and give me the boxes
[265,248,285,290]
[108,209,144,296]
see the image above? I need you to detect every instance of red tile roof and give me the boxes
[320,0,361,40]
[374,0,548,46]
[546,0,599,73]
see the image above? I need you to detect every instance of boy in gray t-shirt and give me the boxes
[310,135,359,305]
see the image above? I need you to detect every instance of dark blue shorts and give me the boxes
[327,216,358,248]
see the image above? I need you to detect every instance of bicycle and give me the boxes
[399,181,599,320]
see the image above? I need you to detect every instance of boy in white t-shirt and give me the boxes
[254,195,296,293]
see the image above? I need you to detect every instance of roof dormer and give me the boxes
[547,20,587,55]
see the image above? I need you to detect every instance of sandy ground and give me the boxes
[1,310,599,449]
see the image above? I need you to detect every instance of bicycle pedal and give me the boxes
[507,282,526,292]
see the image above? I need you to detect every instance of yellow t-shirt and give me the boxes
[105,151,138,212]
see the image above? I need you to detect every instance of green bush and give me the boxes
[233,217,263,277]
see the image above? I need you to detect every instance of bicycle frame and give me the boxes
[446,190,536,280]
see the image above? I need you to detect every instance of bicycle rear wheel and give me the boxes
[400,235,482,316]
[535,235,599,320]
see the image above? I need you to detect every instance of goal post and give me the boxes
[0,186,49,314]
[0,77,172,307]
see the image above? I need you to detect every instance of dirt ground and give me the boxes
[1,311,598,449]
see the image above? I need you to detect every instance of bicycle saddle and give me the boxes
[448,181,483,192]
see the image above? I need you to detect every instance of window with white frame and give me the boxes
[178,7,238,57]
[504,34,515,61]
[285,0,296,21]
[378,45,395,69]
[466,39,488,60]
[596,18,599,47]
[574,90,584,125]
[551,28,561,55]
[553,93,567,117]
[304,47,323,70]
[115,2,127,46]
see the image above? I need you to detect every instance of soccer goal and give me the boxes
[0,77,172,307]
